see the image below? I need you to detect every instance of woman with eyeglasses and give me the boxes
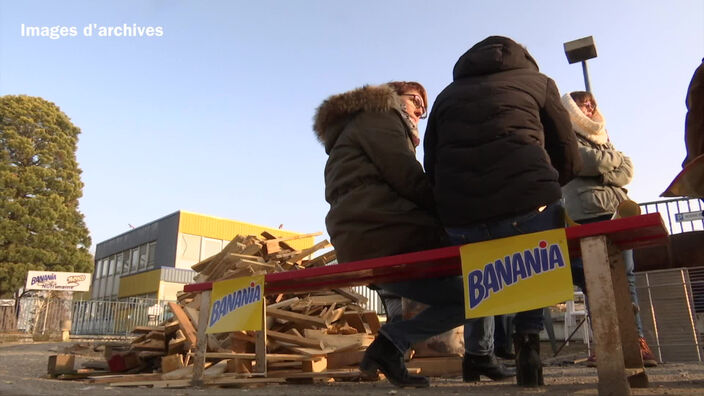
[314,82,477,388]
[561,91,658,368]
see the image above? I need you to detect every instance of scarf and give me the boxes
[560,93,609,145]
[399,102,421,147]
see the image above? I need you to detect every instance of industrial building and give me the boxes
[91,210,314,301]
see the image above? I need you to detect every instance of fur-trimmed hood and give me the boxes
[313,85,403,153]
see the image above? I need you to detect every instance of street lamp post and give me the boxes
[564,36,598,93]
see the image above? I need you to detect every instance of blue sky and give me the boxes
[1,1,702,251]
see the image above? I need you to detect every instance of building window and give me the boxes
[101,258,109,277]
[130,248,140,273]
[139,244,148,270]
[115,253,123,275]
[108,255,116,276]
[147,241,157,269]
[94,260,102,279]
[121,251,130,274]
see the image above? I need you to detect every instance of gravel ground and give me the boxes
[1,341,704,396]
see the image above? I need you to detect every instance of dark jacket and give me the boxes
[313,85,447,263]
[684,58,704,167]
[423,36,581,226]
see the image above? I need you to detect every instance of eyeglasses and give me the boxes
[401,94,427,119]
[578,101,596,112]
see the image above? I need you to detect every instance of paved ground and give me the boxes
[1,340,704,395]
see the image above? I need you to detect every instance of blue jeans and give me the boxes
[445,200,566,335]
[376,275,472,353]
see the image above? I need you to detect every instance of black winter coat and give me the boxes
[423,36,581,226]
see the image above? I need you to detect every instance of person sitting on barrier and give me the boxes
[314,81,506,388]
[560,90,658,367]
[423,36,582,387]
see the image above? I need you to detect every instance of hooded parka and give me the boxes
[313,85,447,263]
[423,36,581,226]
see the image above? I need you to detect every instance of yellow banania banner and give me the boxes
[206,275,264,334]
[461,228,573,319]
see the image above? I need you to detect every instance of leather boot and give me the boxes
[462,353,515,382]
[513,333,544,387]
[360,333,429,388]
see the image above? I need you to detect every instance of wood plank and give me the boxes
[326,349,365,369]
[255,304,267,375]
[267,307,329,328]
[204,376,286,386]
[302,250,337,268]
[362,311,381,334]
[302,357,327,373]
[110,379,191,388]
[267,297,299,310]
[303,329,373,350]
[132,325,164,334]
[286,240,332,264]
[168,329,186,354]
[88,373,163,384]
[191,289,211,386]
[198,352,316,361]
[342,312,368,334]
[167,302,197,350]
[161,354,184,373]
[406,356,462,377]
[267,330,324,349]
[266,368,361,379]
[608,243,648,388]
[581,235,631,396]
[333,288,368,304]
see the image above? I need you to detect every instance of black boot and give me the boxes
[360,334,429,388]
[513,333,544,387]
[495,345,516,360]
[462,353,515,382]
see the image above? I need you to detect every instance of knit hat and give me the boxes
[561,93,608,145]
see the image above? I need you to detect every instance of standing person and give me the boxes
[683,58,704,168]
[313,82,508,388]
[560,91,658,367]
[423,36,581,387]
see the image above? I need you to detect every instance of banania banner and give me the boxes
[25,270,92,292]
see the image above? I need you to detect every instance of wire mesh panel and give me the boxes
[636,268,701,362]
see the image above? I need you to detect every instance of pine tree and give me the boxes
[0,95,92,297]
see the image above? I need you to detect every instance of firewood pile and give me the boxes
[50,231,389,388]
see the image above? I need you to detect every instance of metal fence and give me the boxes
[639,197,704,235]
[4,296,174,337]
